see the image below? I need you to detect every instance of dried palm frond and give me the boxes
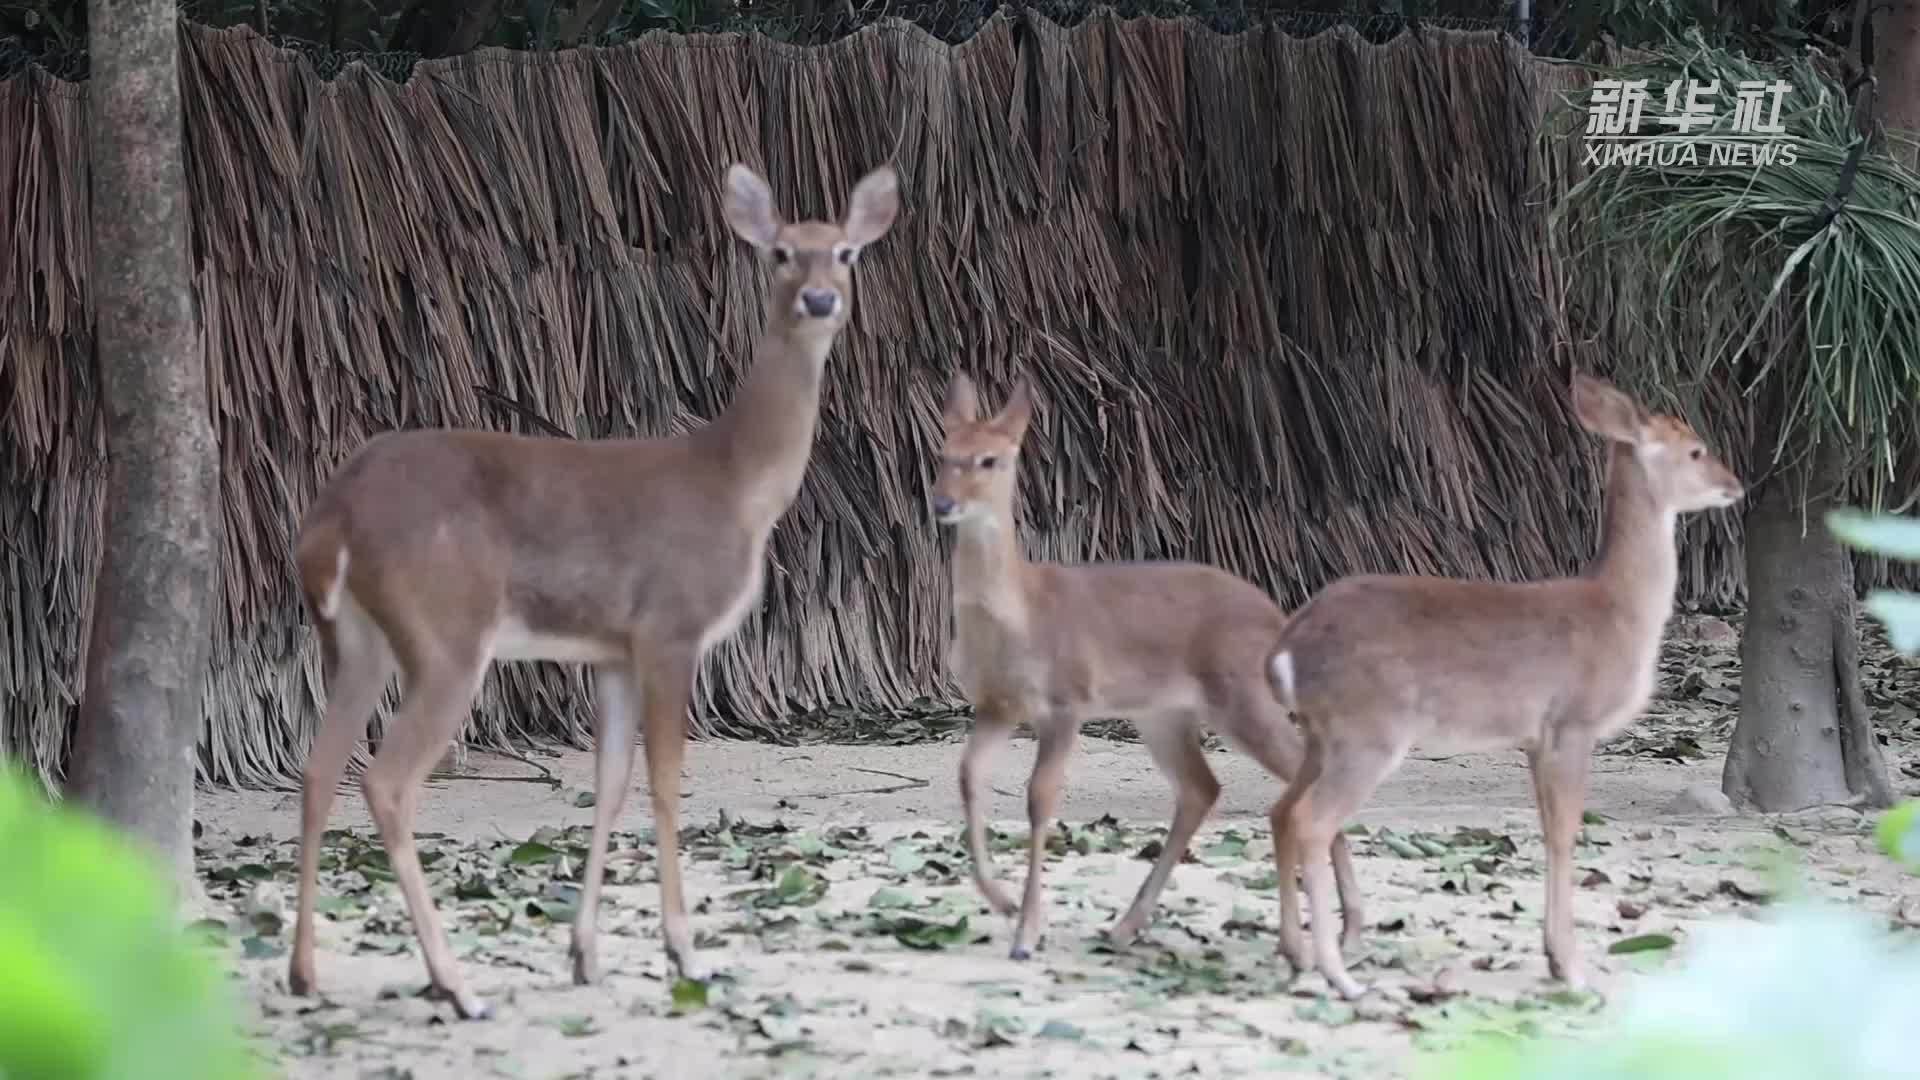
[0,16,1755,792]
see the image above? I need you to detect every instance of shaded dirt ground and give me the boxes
[195,615,1920,1079]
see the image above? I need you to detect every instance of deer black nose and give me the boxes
[799,287,839,318]
[930,494,957,518]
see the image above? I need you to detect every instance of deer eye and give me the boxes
[1689,447,1704,460]
[835,244,858,266]
[771,245,793,266]
[977,455,998,469]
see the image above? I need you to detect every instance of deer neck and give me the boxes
[950,504,1029,621]
[702,321,836,525]
[1586,442,1678,626]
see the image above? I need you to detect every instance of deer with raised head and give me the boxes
[1264,373,1744,1000]
[930,373,1364,960]
[286,162,899,1019]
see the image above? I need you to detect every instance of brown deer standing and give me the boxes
[1264,373,1744,999]
[930,373,1364,960]
[286,162,899,1019]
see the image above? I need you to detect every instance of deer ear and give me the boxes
[723,164,781,251]
[843,165,899,249]
[993,378,1034,441]
[943,372,980,426]
[1570,373,1650,444]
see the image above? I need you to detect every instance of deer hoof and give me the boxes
[429,984,492,1021]
[570,946,599,987]
[1327,972,1368,1001]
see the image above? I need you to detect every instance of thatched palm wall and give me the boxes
[0,16,1734,789]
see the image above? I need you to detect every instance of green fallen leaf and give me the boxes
[571,790,596,809]
[868,886,918,910]
[888,843,928,875]
[751,864,828,909]
[1608,932,1676,955]
[670,978,709,1014]
[508,841,562,866]
[1037,1019,1085,1041]
[240,935,284,960]
[524,897,578,923]
[313,895,364,916]
[207,863,275,884]
[889,915,972,950]
[1201,831,1250,862]
[1377,829,1427,859]
[556,1015,599,1037]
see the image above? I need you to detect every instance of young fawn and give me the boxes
[287,163,899,1018]
[1265,373,1744,999]
[930,373,1364,959]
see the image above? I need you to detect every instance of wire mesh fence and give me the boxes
[1,0,1522,82]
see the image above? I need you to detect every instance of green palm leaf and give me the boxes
[1546,33,1920,501]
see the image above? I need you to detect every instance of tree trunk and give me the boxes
[1877,0,1920,167]
[1723,439,1894,811]
[65,0,218,903]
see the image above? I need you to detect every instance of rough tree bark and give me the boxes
[1724,438,1894,811]
[65,0,218,901]
[1878,0,1920,168]
[1720,0,1915,814]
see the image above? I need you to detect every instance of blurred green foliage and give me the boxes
[1828,510,1920,656]
[0,767,260,1080]
[1828,508,1920,876]
[1417,902,1920,1080]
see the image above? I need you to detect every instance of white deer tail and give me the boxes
[309,545,349,621]
[1266,648,1297,710]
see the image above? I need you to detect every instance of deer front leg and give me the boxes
[570,666,641,986]
[959,704,1019,917]
[1010,717,1078,960]
[1528,736,1594,989]
[639,647,702,981]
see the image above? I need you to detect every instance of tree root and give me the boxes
[1832,600,1896,809]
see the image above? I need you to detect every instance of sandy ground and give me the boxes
[192,616,1920,1079]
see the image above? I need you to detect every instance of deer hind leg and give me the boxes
[360,644,492,1020]
[1009,715,1078,961]
[290,596,394,1000]
[959,704,1019,917]
[1223,695,1366,953]
[1267,728,1322,976]
[636,645,701,980]
[1287,735,1405,1001]
[1527,733,1595,989]
[570,665,641,986]
[1108,715,1219,946]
